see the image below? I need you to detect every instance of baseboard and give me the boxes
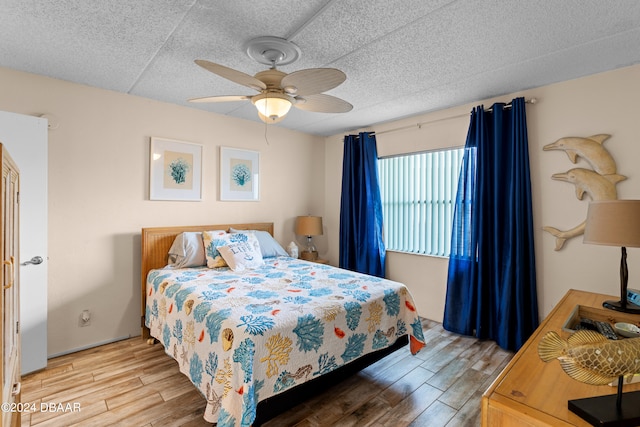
[47,335,132,359]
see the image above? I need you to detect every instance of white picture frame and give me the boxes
[149,137,203,201]
[220,146,260,201]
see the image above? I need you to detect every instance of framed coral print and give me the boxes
[149,137,203,201]
[220,146,259,201]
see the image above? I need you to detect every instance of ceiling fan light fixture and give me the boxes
[252,93,293,122]
[192,36,352,123]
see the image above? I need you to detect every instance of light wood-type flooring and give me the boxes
[20,319,512,427]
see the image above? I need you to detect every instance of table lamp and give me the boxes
[583,199,640,314]
[295,215,323,261]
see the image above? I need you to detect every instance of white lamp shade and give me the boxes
[257,111,286,124]
[584,200,640,247]
[252,93,292,122]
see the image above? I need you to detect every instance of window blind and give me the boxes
[379,148,464,257]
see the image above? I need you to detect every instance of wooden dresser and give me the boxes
[482,289,640,427]
[1,144,20,427]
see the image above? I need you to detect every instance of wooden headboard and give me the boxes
[140,222,274,339]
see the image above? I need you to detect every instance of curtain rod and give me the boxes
[365,98,538,137]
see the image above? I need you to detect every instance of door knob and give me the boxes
[21,256,43,266]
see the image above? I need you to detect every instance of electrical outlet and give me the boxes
[79,310,91,327]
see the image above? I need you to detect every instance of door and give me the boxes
[0,111,48,374]
[2,147,20,427]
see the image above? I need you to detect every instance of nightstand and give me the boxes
[311,258,329,265]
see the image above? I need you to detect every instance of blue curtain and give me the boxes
[443,97,538,351]
[339,132,386,277]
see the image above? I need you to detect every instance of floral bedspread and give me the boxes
[145,257,425,426]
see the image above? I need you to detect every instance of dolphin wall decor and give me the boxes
[543,134,626,250]
[543,168,626,250]
[543,134,616,175]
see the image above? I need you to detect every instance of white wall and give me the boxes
[324,65,640,323]
[0,66,325,356]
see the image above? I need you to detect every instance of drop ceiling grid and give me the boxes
[287,0,455,69]
[1,0,640,136]
[1,1,197,92]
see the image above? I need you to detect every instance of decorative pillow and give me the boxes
[167,232,210,268]
[229,228,288,258]
[218,235,264,271]
[202,230,232,268]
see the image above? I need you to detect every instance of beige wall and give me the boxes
[324,65,640,323]
[0,67,325,356]
[1,63,639,356]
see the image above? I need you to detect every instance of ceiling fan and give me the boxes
[189,36,353,123]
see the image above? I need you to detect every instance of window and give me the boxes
[378,147,465,257]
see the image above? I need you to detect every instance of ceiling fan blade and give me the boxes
[294,94,353,113]
[281,68,346,96]
[195,60,266,91]
[188,95,251,103]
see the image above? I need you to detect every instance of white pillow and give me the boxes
[167,232,210,268]
[218,235,264,271]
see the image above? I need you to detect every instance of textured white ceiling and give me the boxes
[2,0,640,136]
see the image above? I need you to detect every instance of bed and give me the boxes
[140,223,425,426]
